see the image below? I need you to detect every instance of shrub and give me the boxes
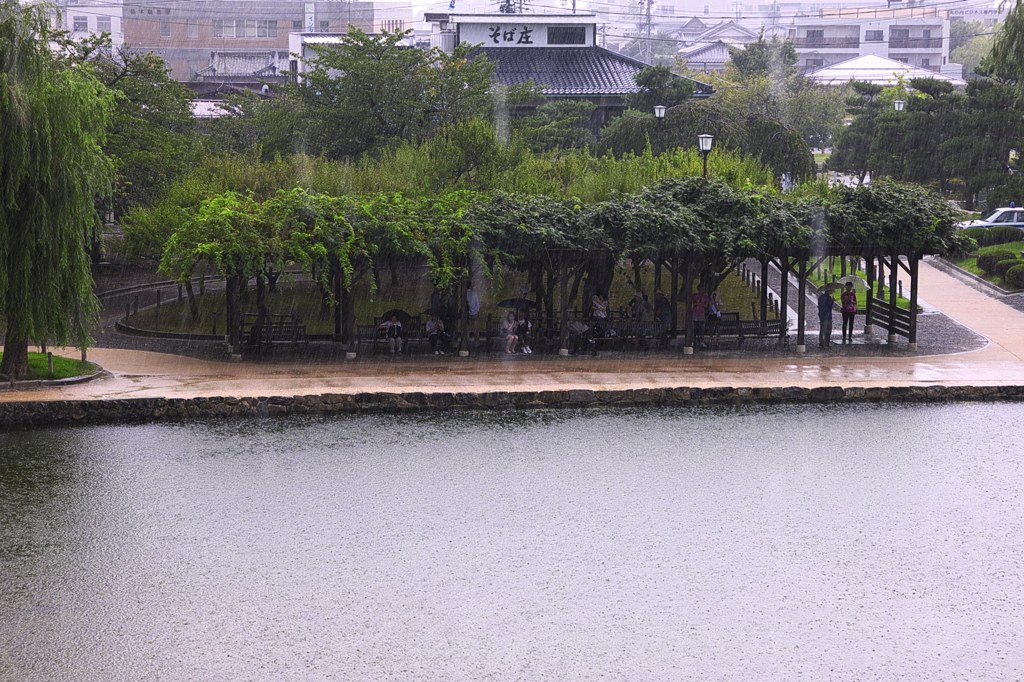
[963,226,1024,247]
[995,258,1021,276]
[985,226,1024,246]
[1004,264,1024,289]
[977,250,1018,273]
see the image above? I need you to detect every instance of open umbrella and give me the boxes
[379,308,412,323]
[496,297,536,309]
[835,275,869,291]
[821,282,843,293]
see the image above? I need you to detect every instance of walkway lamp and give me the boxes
[653,105,666,121]
[893,99,906,112]
[697,133,714,178]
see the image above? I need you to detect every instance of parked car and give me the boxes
[957,206,1024,229]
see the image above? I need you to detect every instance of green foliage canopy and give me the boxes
[0,1,113,379]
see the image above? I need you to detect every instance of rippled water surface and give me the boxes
[2,404,1024,680]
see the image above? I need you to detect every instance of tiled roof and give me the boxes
[478,46,713,97]
[678,40,730,64]
[806,54,966,87]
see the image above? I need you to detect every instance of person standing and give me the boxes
[840,282,857,343]
[691,285,710,349]
[466,282,481,346]
[817,289,836,349]
[708,288,724,347]
[591,291,609,338]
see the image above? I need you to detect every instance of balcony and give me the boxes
[888,37,942,49]
[793,37,860,48]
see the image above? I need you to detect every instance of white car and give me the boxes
[957,206,1024,229]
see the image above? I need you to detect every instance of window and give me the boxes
[160,18,170,37]
[258,19,277,37]
[213,19,236,37]
[97,15,111,33]
[922,58,930,67]
[243,19,256,37]
[806,58,823,68]
[547,26,586,45]
[318,20,329,32]
[805,29,824,45]
[382,19,404,33]
[865,30,882,42]
[187,19,198,39]
[73,15,88,31]
[293,20,302,31]
[704,5,710,15]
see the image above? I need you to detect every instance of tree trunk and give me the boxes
[226,275,244,353]
[0,335,29,380]
[341,284,355,347]
[184,280,200,323]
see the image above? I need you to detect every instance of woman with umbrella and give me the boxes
[841,281,858,343]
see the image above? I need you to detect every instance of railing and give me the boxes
[793,37,860,48]
[888,37,943,49]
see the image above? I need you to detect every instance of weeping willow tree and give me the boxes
[0,1,113,379]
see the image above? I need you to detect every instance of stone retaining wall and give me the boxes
[2,385,1024,429]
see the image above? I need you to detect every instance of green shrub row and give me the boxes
[995,259,1021,276]
[963,226,1024,247]
[976,250,1018,273]
[1005,264,1024,289]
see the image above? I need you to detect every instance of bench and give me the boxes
[738,319,789,348]
[704,311,741,348]
[620,318,667,349]
[242,313,307,351]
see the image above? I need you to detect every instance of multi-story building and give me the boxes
[118,1,375,81]
[51,0,124,48]
[785,6,950,73]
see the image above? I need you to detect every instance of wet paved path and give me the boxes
[4,258,1024,403]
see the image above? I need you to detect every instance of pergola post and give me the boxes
[457,273,469,356]
[558,259,570,356]
[669,259,679,339]
[908,252,919,351]
[759,258,769,328]
[864,253,874,335]
[796,258,807,353]
[779,254,790,347]
[887,252,899,346]
[682,260,694,355]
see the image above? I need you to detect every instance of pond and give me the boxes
[2,404,1022,680]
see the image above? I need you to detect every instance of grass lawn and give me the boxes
[953,241,1024,289]
[130,264,780,335]
[0,352,98,380]
[805,258,912,308]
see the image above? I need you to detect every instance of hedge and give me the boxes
[977,250,1018,273]
[1004,264,1024,289]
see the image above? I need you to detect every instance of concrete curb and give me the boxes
[2,385,1022,430]
[930,257,1018,296]
[1,367,106,392]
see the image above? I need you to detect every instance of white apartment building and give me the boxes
[51,0,124,48]
[785,7,950,73]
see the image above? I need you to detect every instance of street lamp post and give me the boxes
[653,105,666,120]
[697,133,713,178]
[893,99,906,112]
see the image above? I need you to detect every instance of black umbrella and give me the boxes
[379,308,412,323]
[496,297,536,309]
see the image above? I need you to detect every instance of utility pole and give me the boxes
[638,0,653,62]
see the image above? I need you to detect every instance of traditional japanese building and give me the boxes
[426,12,713,129]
